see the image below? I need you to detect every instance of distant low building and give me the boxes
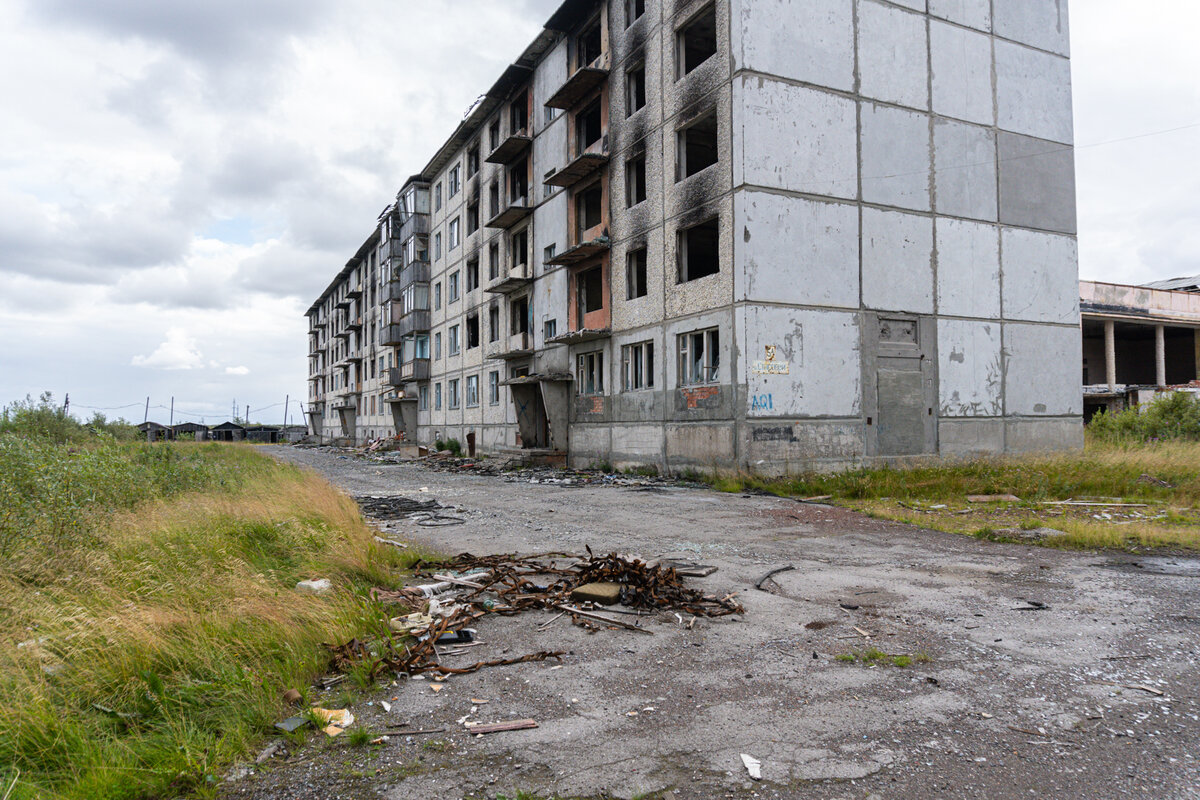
[170,422,209,441]
[137,421,168,442]
[209,422,246,442]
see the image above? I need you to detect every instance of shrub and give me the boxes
[445,438,462,456]
[1089,391,1200,443]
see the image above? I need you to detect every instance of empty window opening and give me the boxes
[677,5,717,77]
[489,371,500,404]
[510,97,528,134]
[509,157,529,203]
[467,144,480,177]
[677,109,718,179]
[466,256,479,291]
[511,228,529,269]
[466,314,480,349]
[626,154,646,207]
[448,165,461,198]
[577,350,604,395]
[677,218,719,282]
[467,201,479,234]
[622,341,655,391]
[489,305,500,341]
[578,266,604,321]
[489,118,500,151]
[488,243,500,280]
[511,296,530,334]
[625,0,645,26]
[678,328,719,385]
[448,378,460,409]
[626,247,648,299]
[575,98,603,156]
[626,62,646,116]
[488,182,500,218]
[578,20,602,68]
[577,183,603,239]
[466,375,479,407]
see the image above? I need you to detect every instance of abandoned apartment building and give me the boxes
[305,0,1080,474]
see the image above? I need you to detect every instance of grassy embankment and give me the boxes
[709,394,1200,551]
[0,426,413,799]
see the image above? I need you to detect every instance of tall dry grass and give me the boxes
[0,444,412,800]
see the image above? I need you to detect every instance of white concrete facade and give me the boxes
[306,0,1082,472]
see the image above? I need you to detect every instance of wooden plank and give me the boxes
[554,604,654,634]
[464,719,538,734]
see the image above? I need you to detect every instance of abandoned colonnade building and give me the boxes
[305,0,1081,473]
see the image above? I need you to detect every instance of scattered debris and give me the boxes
[274,715,308,733]
[1042,500,1149,508]
[255,741,284,764]
[556,603,654,634]
[464,718,539,734]
[311,707,354,736]
[571,581,622,605]
[655,559,718,577]
[295,578,332,596]
[838,602,860,611]
[282,688,302,706]
[1097,681,1165,696]
[755,564,796,591]
[1015,600,1050,611]
[1136,473,1175,488]
[968,494,1022,503]
[741,753,762,780]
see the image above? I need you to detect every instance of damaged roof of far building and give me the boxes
[1143,275,1200,293]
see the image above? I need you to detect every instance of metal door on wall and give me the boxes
[863,314,937,457]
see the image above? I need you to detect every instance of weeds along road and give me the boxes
[247,446,1200,800]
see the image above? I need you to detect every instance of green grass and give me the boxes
[0,435,418,800]
[836,649,923,667]
[701,437,1200,551]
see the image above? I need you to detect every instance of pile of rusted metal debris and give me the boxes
[325,550,741,682]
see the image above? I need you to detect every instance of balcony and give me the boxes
[485,195,534,229]
[346,315,362,331]
[544,150,608,188]
[334,296,351,309]
[487,332,534,360]
[387,359,431,386]
[485,128,532,164]
[545,66,609,110]
[545,236,610,267]
[346,282,362,298]
[334,327,352,340]
[382,311,431,343]
[485,262,533,294]
[399,214,429,241]
[330,395,357,411]
[548,327,611,346]
[392,260,430,291]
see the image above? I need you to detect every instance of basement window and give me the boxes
[626,154,646,207]
[626,61,646,117]
[677,109,718,180]
[626,247,648,299]
[677,4,717,78]
[678,328,719,385]
[575,97,603,156]
[677,218,719,282]
[466,313,480,349]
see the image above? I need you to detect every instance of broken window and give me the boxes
[544,318,557,340]
[626,154,646,207]
[434,332,442,360]
[434,182,442,211]
[577,350,604,395]
[489,305,500,342]
[678,327,719,385]
[466,313,480,349]
[577,183,603,239]
[449,324,460,355]
[677,109,718,180]
[677,4,717,78]
[488,243,500,280]
[625,0,645,26]
[466,256,479,291]
[488,182,500,218]
[465,375,479,407]
[577,265,604,321]
[434,232,442,261]
[467,144,480,177]
[448,217,460,250]
[626,61,646,116]
[509,157,529,203]
[511,295,529,334]
[489,118,500,152]
[435,383,442,410]
[626,247,648,299]
[677,217,719,282]
[510,96,528,135]
[622,341,655,391]
[434,282,442,310]
[544,243,557,263]
[467,201,479,234]
[577,19,602,69]
[575,97,603,156]
[448,271,460,303]
[448,378,460,409]
[511,228,529,269]
[489,371,500,404]
[419,384,429,411]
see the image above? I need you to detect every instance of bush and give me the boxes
[0,393,139,443]
[445,438,462,456]
[1089,391,1200,442]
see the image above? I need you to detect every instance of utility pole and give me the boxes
[144,396,150,424]
[169,396,174,429]
[246,404,250,425]
[283,395,289,427]
[62,393,69,417]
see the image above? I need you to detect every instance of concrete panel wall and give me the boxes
[733,190,858,309]
[857,0,929,110]
[993,0,1070,57]
[1004,322,1082,416]
[995,40,1074,145]
[741,420,864,475]
[939,418,1005,457]
[929,0,991,32]
[1006,418,1084,453]
[862,209,934,314]
[930,19,994,126]
[933,119,997,222]
[861,103,931,212]
[938,319,1003,416]
[936,218,1001,319]
[665,422,737,469]
[998,132,1077,234]
[1001,229,1079,324]
[738,305,862,417]
[732,0,854,92]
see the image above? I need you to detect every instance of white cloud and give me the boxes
[224,366,250,375]
[131,328,205,370]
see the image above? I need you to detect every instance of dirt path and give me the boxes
[225,446,1200,800]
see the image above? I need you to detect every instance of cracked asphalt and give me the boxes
[223,446,1200,800]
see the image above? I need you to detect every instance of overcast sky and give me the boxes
[1,0,1197,424]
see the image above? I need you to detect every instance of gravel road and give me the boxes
[223,446,1200,800]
